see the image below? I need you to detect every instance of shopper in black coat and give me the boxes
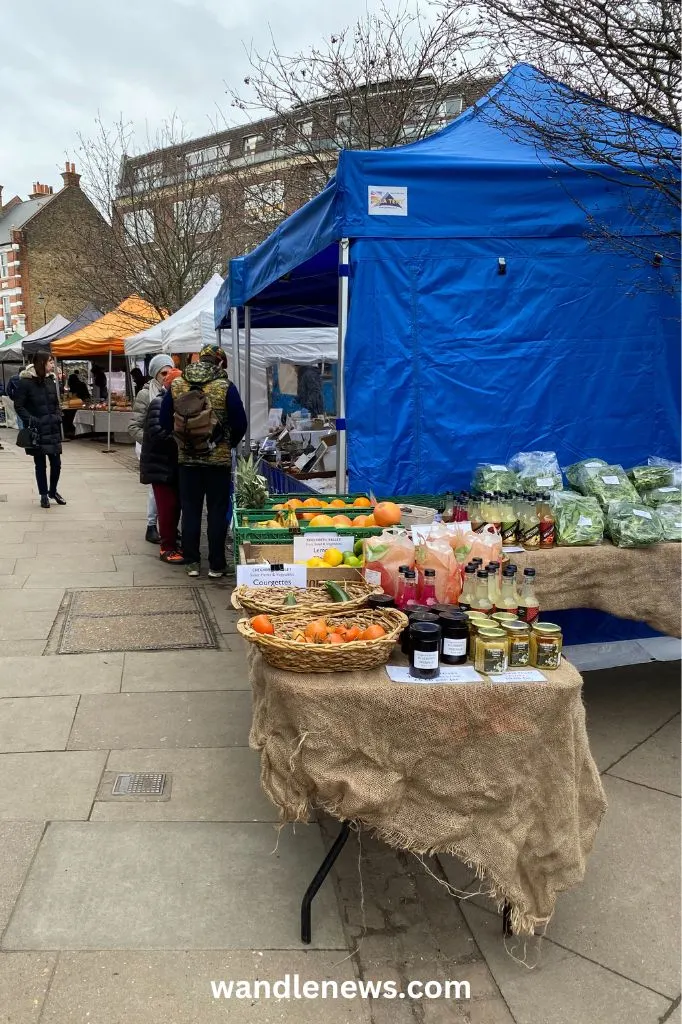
[140,368,182,563]
[14,352,66,509]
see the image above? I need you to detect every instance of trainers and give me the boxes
[186,563,200,577]
[160,549,185,565]
[207,569,226,579]
[145,525,160,544]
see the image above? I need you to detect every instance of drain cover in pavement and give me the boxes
[112,772,167,796]
[46,586,218,654]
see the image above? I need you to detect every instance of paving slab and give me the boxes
[68,690,252,749]
[0,558,17,576]
[0,574,29,590]
[549,775,681,996]
[29,513,107,523]
[0,653,123,699]
[40,950,368,1023]
[122,650,248,691]
[0,696,79,753]
[0,751,107,820]
[0,822,45,932]
[607,715,680,795]
[91,747,275,822]
[0,544,38,559]
[0,952,55,1024]
[0,611,57,641]
[30,540,131,556]
[133,570,208,587]
[666,1002,681,1024]
[0,641,46,657]
[23,572,134,589]
[582,661,681,770]
[3,821,347,950]
[0,589,64,614]
[460,902,671,1024]
[15,555,117,575]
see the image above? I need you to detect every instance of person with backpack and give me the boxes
[160,344,247,578]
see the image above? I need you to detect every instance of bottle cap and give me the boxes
[502,567,515,577]
[424,568,436,577]
[523,567,536,577]
[476,570,488,579]
[398,565,409,574]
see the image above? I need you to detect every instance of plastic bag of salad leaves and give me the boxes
[578,464,639,507]
[641,485,682,507]
[508,451,563,493]
[606,501,663,547]
[565,458,608,489]
[551,492,605,545]
[655,505,682,542]
[471,463,518,493]
[628,464,674,491]
[648,456,682,487]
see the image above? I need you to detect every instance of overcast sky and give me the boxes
[0,0,383,199]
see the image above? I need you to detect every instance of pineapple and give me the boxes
[235,455,269,510]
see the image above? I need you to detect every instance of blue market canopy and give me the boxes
[215,64,680,498]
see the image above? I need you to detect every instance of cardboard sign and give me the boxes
[386,665,483,684]
[293,533,355,561]
[490,669,547,684]
[236,563,307,588]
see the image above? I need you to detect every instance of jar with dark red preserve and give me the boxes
[366,593,396,611]
[409,621,441,679]
[401,610,439,656]
[439,611,469,665]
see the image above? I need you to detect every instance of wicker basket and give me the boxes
[236,608,408,673]
[398,503,437,528]
[231,580,382,615]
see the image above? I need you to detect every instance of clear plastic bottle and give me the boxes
[457,564,477,610]
[517,567,540,624]
[471,570,494,613]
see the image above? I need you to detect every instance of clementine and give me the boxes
[328,499,347,508]
[352,514,368,527]
[353,497,372,507]
[308,514,335,528]
[360,624,387,640]
[331,514,353,527]
[363,514,376,527]
[251,615,275,635]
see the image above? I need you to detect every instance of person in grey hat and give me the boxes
[128,354,175,543]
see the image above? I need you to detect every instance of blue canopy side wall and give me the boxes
[345,236,680,496]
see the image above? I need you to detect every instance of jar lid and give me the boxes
[410,621,441,638]
[476,627,506,639]
[439,611,467,626]
[408,611,440,624]
[532,622,562,634]
[492,612,517,621]
[366,594,396,608]
[465,610,490,620]
[502,620,530,633]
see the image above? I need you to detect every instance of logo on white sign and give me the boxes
[368,186,408,216]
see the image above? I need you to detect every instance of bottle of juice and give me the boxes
[402,569,419,609]
[497,568,519,613]
[517,568,540,624]
[471,570,493,613]
[395,566,409,609]
[500,493,517,546]
[457,564,477,610]
[520,498,541,550]
[469,495,483,533]
[539,493,555,548]
[486,562,501,609]
[419,568,438,607]
[442,492,455,524]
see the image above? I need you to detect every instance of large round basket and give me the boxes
[231,580,382,616]
[237,608,408,673]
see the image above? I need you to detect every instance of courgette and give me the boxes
[325,581,350,602]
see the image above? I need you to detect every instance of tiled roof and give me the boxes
[0,195,52,244]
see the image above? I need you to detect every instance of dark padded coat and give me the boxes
[140,394,178,486]
[14,368,62,456]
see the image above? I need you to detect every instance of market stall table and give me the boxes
[511,541,681,636]
[245,645,606,939]
[73,409,134,443]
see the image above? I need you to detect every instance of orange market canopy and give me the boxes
[51,296,164,358]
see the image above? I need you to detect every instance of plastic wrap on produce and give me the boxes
[564,458,608,489]
[641,485,682,507]
[578,464,639,506]
[627,464,675,491]
[551,492,605,546]
[606,501,663,547]
[509,451,563,493]
[471,463,518,493]
[648,456,682,487]
[656,504,682,541]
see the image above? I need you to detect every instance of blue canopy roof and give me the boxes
[215,63,679,328]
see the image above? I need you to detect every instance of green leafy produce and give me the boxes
[509,451,563,492]
[565,458,608,489]
[579,465,639,507]
[235,455,269,509]
[656,505,682,542]
[606,501,663,547]
[551,493,605,546]
[472,463,518,493]
[627,465,674,491]
[641,485,682,507]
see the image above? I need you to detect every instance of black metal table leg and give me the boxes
[301,821,351,944]
[502,901,512,936]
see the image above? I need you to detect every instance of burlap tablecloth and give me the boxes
[246,647,607,935]
[513,542,681,636]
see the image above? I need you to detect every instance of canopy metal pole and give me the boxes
[244,305,251,449]
[336,238,349,492]
[103,348,113,453]
[230,307,240,393]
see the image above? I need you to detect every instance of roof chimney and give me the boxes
[29,182,53,199]
[61,161,81,189]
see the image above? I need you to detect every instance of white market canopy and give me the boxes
[124,274,224,356]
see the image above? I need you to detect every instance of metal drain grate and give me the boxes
[112,772,167,796]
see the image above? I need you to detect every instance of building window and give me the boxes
[186,144,230,171]
[296,119,313,138]
[271,126,286,148]
[243,134,263,155]
[174,196,221,234]
[440,96,463,120]
[244,180,286,223]
[1,295,12,331]
[123,209,155,245]
[0,251,8,279]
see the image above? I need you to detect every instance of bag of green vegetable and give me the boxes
[471,463,518,493]
[606,501,663,548]
[627,464,674,491]
[551,492,605,546]
[578,464,639,507]
[564,458,608,489]
[509,451,563,492]
[641,485,682,507]
[655,505,682,542]
[648,456,682,487]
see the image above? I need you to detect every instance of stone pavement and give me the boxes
[0,431,679,1024]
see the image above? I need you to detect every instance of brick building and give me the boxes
[0,163,110,336]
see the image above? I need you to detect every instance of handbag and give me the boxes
[16,423,39,449]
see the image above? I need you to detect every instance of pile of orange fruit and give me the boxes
[250,614,387,644]
[269,497,402,529]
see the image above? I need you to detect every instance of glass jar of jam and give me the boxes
[366,593,396,611]
[401,610,439,656]
[474,626,509,675]
[409,621,441,679]
[530,622,563,669]
[502,620,531,668]
[438,611,469,665]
